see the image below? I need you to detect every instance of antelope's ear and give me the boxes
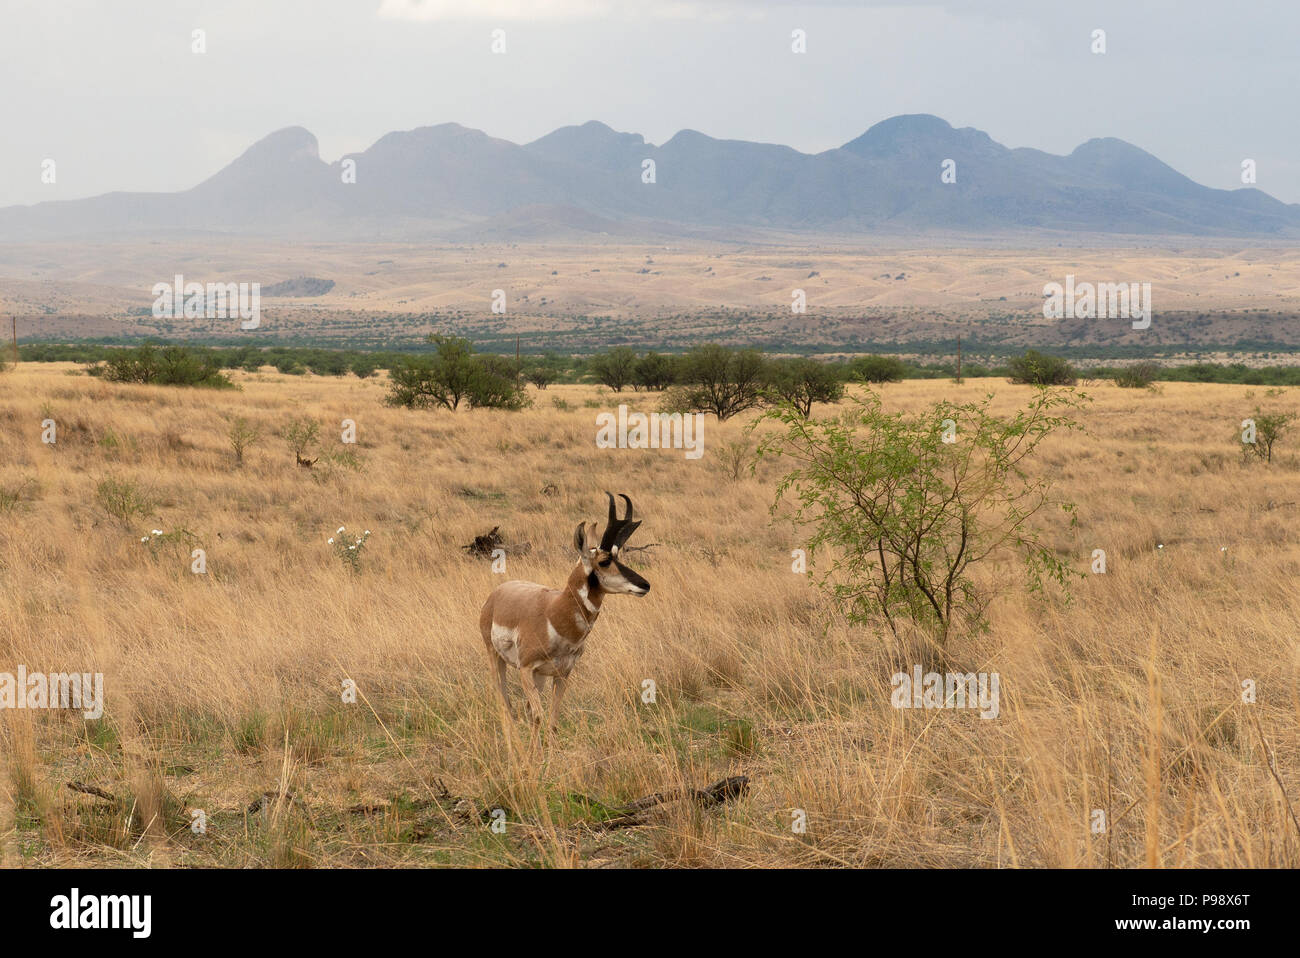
[572,521,586,553]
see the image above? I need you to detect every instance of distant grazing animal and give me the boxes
[479,492,649,732]
[296,453,318,468]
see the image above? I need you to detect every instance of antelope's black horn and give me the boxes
[600,491,618,550]
[613,519,641,550]
[600,492,637,551]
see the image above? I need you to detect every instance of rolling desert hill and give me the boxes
[6,240,1300,358]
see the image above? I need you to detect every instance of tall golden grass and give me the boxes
[0,362,1297,867]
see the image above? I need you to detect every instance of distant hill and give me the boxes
[261,277,336,297]
[1,115,1295,240]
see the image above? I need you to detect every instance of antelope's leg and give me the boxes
[548,675,568,732]
[490,654,515,719]
[519,665,546,726]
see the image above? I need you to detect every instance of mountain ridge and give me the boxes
[2,114,1293,240]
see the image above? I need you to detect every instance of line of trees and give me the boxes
[24,343,384,378]
[24,340,1300,391]
[577,345,910,397]
[384,342,889,418]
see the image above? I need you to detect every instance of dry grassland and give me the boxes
[0,362,1297,867]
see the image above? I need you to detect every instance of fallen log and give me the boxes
[589,775,750,829]
[463,526,503,556]
[462,527,532,558]
[618,542,660,556]
[67,781,118,803]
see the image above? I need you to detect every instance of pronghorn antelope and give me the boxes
[479,492,650,731]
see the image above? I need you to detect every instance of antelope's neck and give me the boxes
[566,563,604,623]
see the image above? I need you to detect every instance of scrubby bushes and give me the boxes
[1114,362,1160,389]
[634,352,676,391]
[227,417,261,466]
[523,363,556,389]
[587,346,844,419]
[588,346,638,392]
[660,344,769,421]
[757,387,1087,644]
[95,476,156,522]
[1008,350,1078,386]
[851,355,908,383]
[87,344,235,389]
[766,357,845,417]
[30,339,1300,388]
[1239,407,1294,464]
[385,335,529,411]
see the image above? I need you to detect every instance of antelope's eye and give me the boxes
[598,558,612,567]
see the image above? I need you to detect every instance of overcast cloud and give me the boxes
[2,0,1297,207]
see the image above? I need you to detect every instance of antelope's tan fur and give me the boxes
[479,493,649,731]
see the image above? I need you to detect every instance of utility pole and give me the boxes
[9,315,16,366]
[955,335,962,384]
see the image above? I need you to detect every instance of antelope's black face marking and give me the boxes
[586,548,649,595]
[614,559,650,595]
[585,492,650,596]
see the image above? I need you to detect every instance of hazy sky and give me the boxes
[3,0,1298,207]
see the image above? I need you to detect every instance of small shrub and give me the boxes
[139,527,200,563]
[309,447,365,482]
[284,417,321,464]
[228,416,261,465]
[328,526,371,573]
[524,363,557,389]
[851,355,908,384]
[1114,362,1160,389]
[756,387,1087,643]
[1008,350,1077,386]
[715,439,755,482]
[95,477,154,522]
[1240,407,1294,463]
[0,477,38,513]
